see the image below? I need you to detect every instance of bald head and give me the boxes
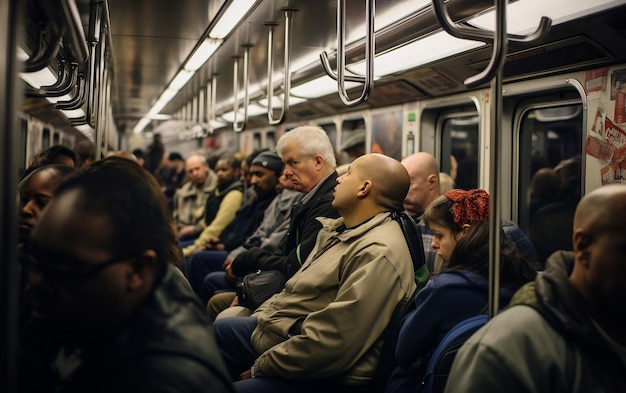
[333,154,409,226]
[569,184,626,339]
[574,184,626,238]
[357,154,409,211]
[401,152,440,218]
[185,154,210,187]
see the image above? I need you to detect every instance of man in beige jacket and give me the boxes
[214,153,417,393]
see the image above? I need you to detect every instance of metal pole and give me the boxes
[487,0,508,319]
[0,0,23,390]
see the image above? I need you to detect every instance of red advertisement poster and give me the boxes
[605,118,626,148]
[585,67,608,93]
[584,135,614,163]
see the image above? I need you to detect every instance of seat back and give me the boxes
[391,211,428,287]
[373,211,427,392]
[372,287,417,392]
[420,314,489,393]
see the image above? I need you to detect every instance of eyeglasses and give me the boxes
[19,248,133,283]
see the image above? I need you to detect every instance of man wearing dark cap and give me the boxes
[184,151,284,302]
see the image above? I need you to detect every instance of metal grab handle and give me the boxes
[232,45,251,132]
[431,0,551,88]
[206,73,218,131]
[465,0,507,88]
[431,0,551,44]
[319,0,374,107]
[41,62,78,97]
[24,30,62,73]
[266,9,295,125]
[56,72,87,110]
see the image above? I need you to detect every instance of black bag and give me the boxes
[236,270,286,309]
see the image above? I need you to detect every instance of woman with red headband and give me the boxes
[385,189,537,393]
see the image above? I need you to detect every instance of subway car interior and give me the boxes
[3,0,626,390]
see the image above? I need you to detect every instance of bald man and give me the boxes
[214,154,417,393]
[444,184,626,393]
[401,153,441,271]
[402,152,540,272]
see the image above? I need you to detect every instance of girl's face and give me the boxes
[429,222,466,262]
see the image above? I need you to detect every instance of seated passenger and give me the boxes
[214,154,417,392]
[20,145,76,180]
[444,184,626,393]
[240,149,270,204]
[401,152,443,273]
[183,154,243,257]
[386,189,537,393]
[73,140,95,169]
[184,152,283,301]
[216,126,340,315]
[402,153,539,273]
[158,152,186,210]
[18,165,76,247]
[173,154,218,240]
[84,156,185,268]
[206,173,303,321]
[19,169,233,393]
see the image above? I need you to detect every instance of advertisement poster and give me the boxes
[585,67,608,93]
[610,68,626,124]
[599,118,626,184]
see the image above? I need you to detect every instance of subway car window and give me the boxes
[266,131,275,149]
[42,127,50,150]
[441,115,479,190]
[52,131,60,145]
[340,118,366,165]
[371,110,402,160]
[519,104,583,265]
[252,133,261,150]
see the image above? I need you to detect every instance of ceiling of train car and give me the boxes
[81,0,432,135]
[74,0,226,133]
[23,0,626,139]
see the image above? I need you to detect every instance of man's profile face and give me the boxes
[27,190,132,341]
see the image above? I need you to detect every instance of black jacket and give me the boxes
[231,172,340,278]
[220,189,277,251]
[20,266,234,393]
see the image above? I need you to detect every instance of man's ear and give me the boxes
[357,180,372,198]
[428,174,438,188]
[573,230,591,267]
[313,155,324,169]
[126,250,157,291]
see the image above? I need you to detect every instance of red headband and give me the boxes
[444,189,490,226]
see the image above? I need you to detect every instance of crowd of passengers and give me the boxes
[15,126,626,392]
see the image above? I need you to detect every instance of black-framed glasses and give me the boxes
[19,248,134,282]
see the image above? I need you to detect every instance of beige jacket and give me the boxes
[251,212,417,385]
[172,171,218,234]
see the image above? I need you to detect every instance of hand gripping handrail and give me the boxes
[56,72,87,110]
[232,45,252,132]
[266,9,296,125]
[431,0,551,87]
[319,0,374,106]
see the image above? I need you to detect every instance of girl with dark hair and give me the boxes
[386,189,536,393]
